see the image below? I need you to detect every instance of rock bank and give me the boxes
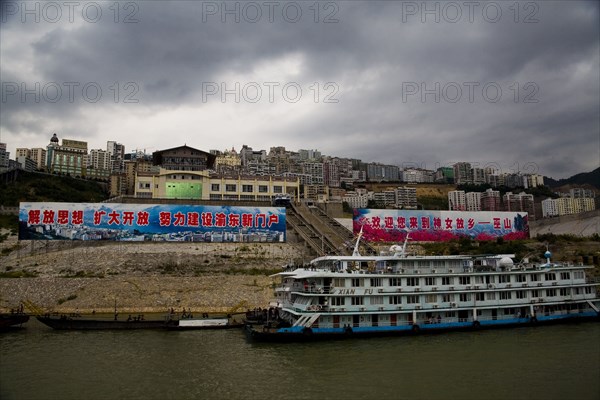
[0,236,313,313]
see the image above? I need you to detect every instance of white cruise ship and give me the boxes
[245,235,600,341]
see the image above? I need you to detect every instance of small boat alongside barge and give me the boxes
[246,235,600,342]
[165,312,244,330]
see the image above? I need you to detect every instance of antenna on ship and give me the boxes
[390,232,410,257]
[401,232,410,256]
[352,226,364,257]
[544,245,552,267]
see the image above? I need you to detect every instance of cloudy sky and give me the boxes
[1,1,598,179]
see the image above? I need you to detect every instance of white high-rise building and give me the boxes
[465,192,482,211]
[448,190,466,211]
[88,149,111,170]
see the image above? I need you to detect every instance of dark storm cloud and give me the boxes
[1,0,598,178]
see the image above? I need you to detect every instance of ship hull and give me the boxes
[245,312,600,342]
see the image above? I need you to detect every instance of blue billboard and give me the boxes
[19,202,286,242]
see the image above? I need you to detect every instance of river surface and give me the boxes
[1,319,598,400]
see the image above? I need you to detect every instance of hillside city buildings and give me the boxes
[1,136,597,220]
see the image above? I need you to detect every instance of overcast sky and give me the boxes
[1,1,598,179]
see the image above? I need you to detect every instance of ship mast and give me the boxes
[352,226,363,257]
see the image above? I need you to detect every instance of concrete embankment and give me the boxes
[0,236,313,313]
[529,210,599,237]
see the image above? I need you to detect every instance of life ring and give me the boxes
[473,321,481,328]
[412,324,420,333]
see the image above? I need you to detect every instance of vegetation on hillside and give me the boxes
[0,171,109,206]
[545,167,600,189]
[417,195,448,210]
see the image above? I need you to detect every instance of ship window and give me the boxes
[559,288,569,296]
[370,297,383,305]
[546,289,556,297]
[406,277,419,286]
[516,291,527,299]
[424,277,435,286]
[530,274,539,282]
[459,276,471,285]
[475,276,484,284]
[425,294,437,303]
[389,295,402,305]
[574,271,584,280]
[442,294,454,303]
[560,272,570,280]
[351,297,364,306]
[544,273,556,281]
[418,260,430,267]
[370,278,382,287]
[500,291,512,300]
[459,293,471,302]
[531,290,539,297]
[499,275,511,283]
[351,278,361,287]
[585,287,592,294]
[517,274,526,283]
[432,260,445,267]
[442,276,451,285]
[406,295,419,304]
[333,278,345,288]
[475,292,485,301]
[486,292,496,300]
[331,297,345,306]
[389,278,401,287]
